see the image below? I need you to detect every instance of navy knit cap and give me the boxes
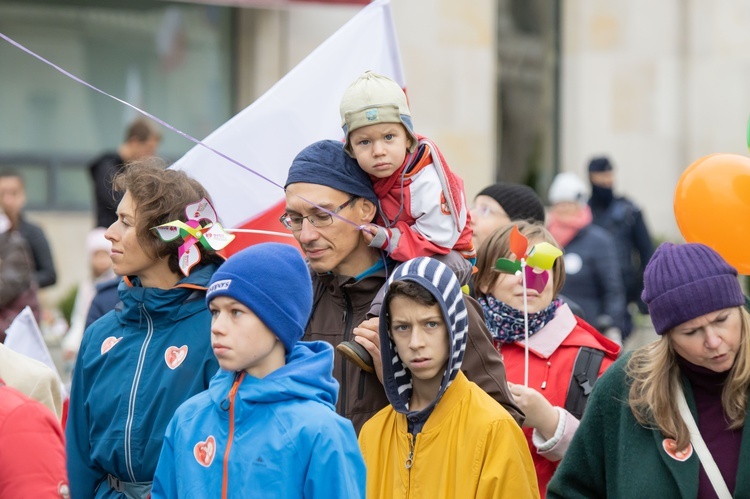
[642,242,744,335]
[284,139,378,206]
[476,182,545,224]
[588,156,613,173]
[206,243,312,353]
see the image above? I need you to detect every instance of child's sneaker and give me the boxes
[336,341,374,373]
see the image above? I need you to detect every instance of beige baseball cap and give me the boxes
[339,71,418,156]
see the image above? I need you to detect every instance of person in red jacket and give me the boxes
[0,378,69,498]
[335,71,476,370]
[474,221,621,496]
[340,71,474,264]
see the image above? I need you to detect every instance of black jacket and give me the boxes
[84,276,121,330]
[560,224,626,332]
[89,152,125,229]
[590,196,654,307]
[17,216,56,288]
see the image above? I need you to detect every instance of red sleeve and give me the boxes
[0,397,68,498]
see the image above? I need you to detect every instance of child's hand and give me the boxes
[361,224,379,245]
[508,381,559,440]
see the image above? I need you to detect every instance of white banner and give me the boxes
[4,306,67,397]
[172,0,404,245]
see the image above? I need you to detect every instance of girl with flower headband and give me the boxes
[474,220,621,496]
[66,159,224,499]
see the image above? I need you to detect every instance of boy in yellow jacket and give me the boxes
[358,257,539,498]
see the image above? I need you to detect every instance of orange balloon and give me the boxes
[674,153,750,274]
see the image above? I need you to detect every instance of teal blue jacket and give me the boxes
[66,263,221,498]
[548,353,750,498]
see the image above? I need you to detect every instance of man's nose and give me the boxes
[297,217,319,243]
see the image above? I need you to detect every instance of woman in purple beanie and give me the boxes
[548,242,750,498]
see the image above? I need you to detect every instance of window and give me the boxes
[0,0,234,210]
[496,0,560,195]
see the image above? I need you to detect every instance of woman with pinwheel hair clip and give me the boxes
[66,159,233,499]
[474,220,621,496]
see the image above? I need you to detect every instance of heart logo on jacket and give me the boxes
[194,435,216,467]
[101,336,122,355]
[662,438,693,462]
[165,345,188,369]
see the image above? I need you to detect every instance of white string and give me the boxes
[521,259,529,387]
[224,228,295,238]
[675,384,732,499]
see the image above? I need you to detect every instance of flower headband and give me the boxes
[152,198,236,276]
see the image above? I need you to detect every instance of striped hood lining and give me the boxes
[379,257,468,417]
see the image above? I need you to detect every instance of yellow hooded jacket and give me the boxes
[359,371,538,498]
[359,257,539,499]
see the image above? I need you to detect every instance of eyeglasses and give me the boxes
[472,205,504,218]
[279,196,358,231]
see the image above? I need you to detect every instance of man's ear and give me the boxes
[356,198,378,224]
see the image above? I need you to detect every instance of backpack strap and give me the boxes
[565,346,605,419]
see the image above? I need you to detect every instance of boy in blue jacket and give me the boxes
[152,243,366,498]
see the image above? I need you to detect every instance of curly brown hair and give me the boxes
[112,159,222,275]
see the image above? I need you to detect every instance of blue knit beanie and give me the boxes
[206,243,312,353]
[284,140,378,206]
[642,242,744,335]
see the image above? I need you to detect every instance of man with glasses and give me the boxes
[279,195,359,232]
[283,140,522,433]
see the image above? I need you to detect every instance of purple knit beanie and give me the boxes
[642,242,744,334]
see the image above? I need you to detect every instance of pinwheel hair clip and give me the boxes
[152,198,236,276]
[494,225,562,386]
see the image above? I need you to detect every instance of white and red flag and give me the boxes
[172,0,405,253]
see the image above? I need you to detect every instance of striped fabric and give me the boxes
[380,257,468,414]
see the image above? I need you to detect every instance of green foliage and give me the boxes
[58,285,78,325]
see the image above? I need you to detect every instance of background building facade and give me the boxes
[1,0,748,306]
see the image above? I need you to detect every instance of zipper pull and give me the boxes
[541,361,551,389]
[220,371,244,411]
[405,436,414,469]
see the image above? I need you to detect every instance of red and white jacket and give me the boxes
[501,304,620,497]
[369,135,475,262]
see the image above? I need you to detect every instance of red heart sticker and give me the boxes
[165,345,188,370]
[662,438,693,462]
[194,435,216,467]
[101,336,122,355]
